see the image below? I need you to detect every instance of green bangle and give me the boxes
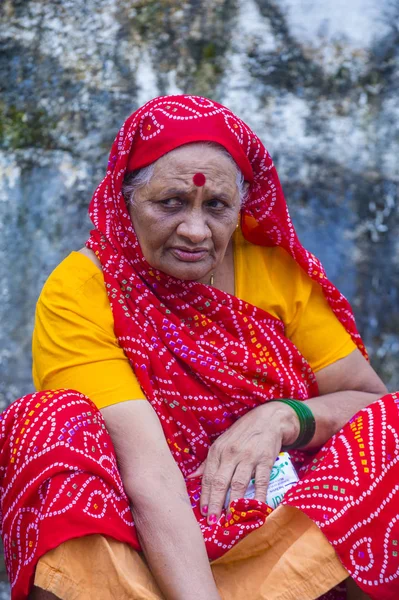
[272,398,316,450]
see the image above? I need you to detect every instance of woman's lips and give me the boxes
[170,247,208,262]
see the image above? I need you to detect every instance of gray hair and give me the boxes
[122,143,248,206]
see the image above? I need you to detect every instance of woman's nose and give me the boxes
[176,214,211,242]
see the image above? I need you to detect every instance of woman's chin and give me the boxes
[173,269,211,283]
[159,262,212,283]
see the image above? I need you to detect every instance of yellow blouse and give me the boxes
[32,230,356,409]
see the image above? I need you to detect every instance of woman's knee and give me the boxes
[0,389,103,467]
[3,388,98,429]
[25,388,96,413]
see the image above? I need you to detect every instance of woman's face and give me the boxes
[128,144,241,283]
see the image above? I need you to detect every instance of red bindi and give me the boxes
[193,172,206,187]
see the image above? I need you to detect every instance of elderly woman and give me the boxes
[1,96,398,600]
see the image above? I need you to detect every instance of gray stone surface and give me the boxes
[0,583,9,600]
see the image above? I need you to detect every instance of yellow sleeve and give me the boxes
[234,230,357,372]
[276,255,357,372]
[32,252,144,409]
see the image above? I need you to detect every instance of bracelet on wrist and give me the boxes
[271,398,316,450]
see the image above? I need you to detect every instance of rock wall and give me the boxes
[1,0,398,410]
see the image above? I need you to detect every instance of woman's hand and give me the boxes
[188,402,299,524]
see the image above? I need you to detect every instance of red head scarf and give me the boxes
[87,95,366,476]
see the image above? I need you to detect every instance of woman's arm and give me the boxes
[101,400,220,600]
[284,347,388,449]
[191,348,388,522]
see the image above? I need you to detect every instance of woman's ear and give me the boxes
[241,181,250,205]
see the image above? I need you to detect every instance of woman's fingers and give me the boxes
[200,447,236,525]
[199,449,219,517]
[203,460,272,523]
[200,452,276,522]
[205,466,236,524]
[254,462,272,503]
[226,463,253,515]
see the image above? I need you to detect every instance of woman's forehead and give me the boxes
[151,144,237,184]
[149,168,237,200]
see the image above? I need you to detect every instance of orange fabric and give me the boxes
[34,506,348,600]
[32,229,356,410]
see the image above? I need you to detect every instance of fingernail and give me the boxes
[202,505,208,515]
[208,514,217,524]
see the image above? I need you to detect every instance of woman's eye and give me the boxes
[208,199,227,209]
[160,197,182,208]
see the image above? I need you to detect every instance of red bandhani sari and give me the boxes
[1,95,398,600]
